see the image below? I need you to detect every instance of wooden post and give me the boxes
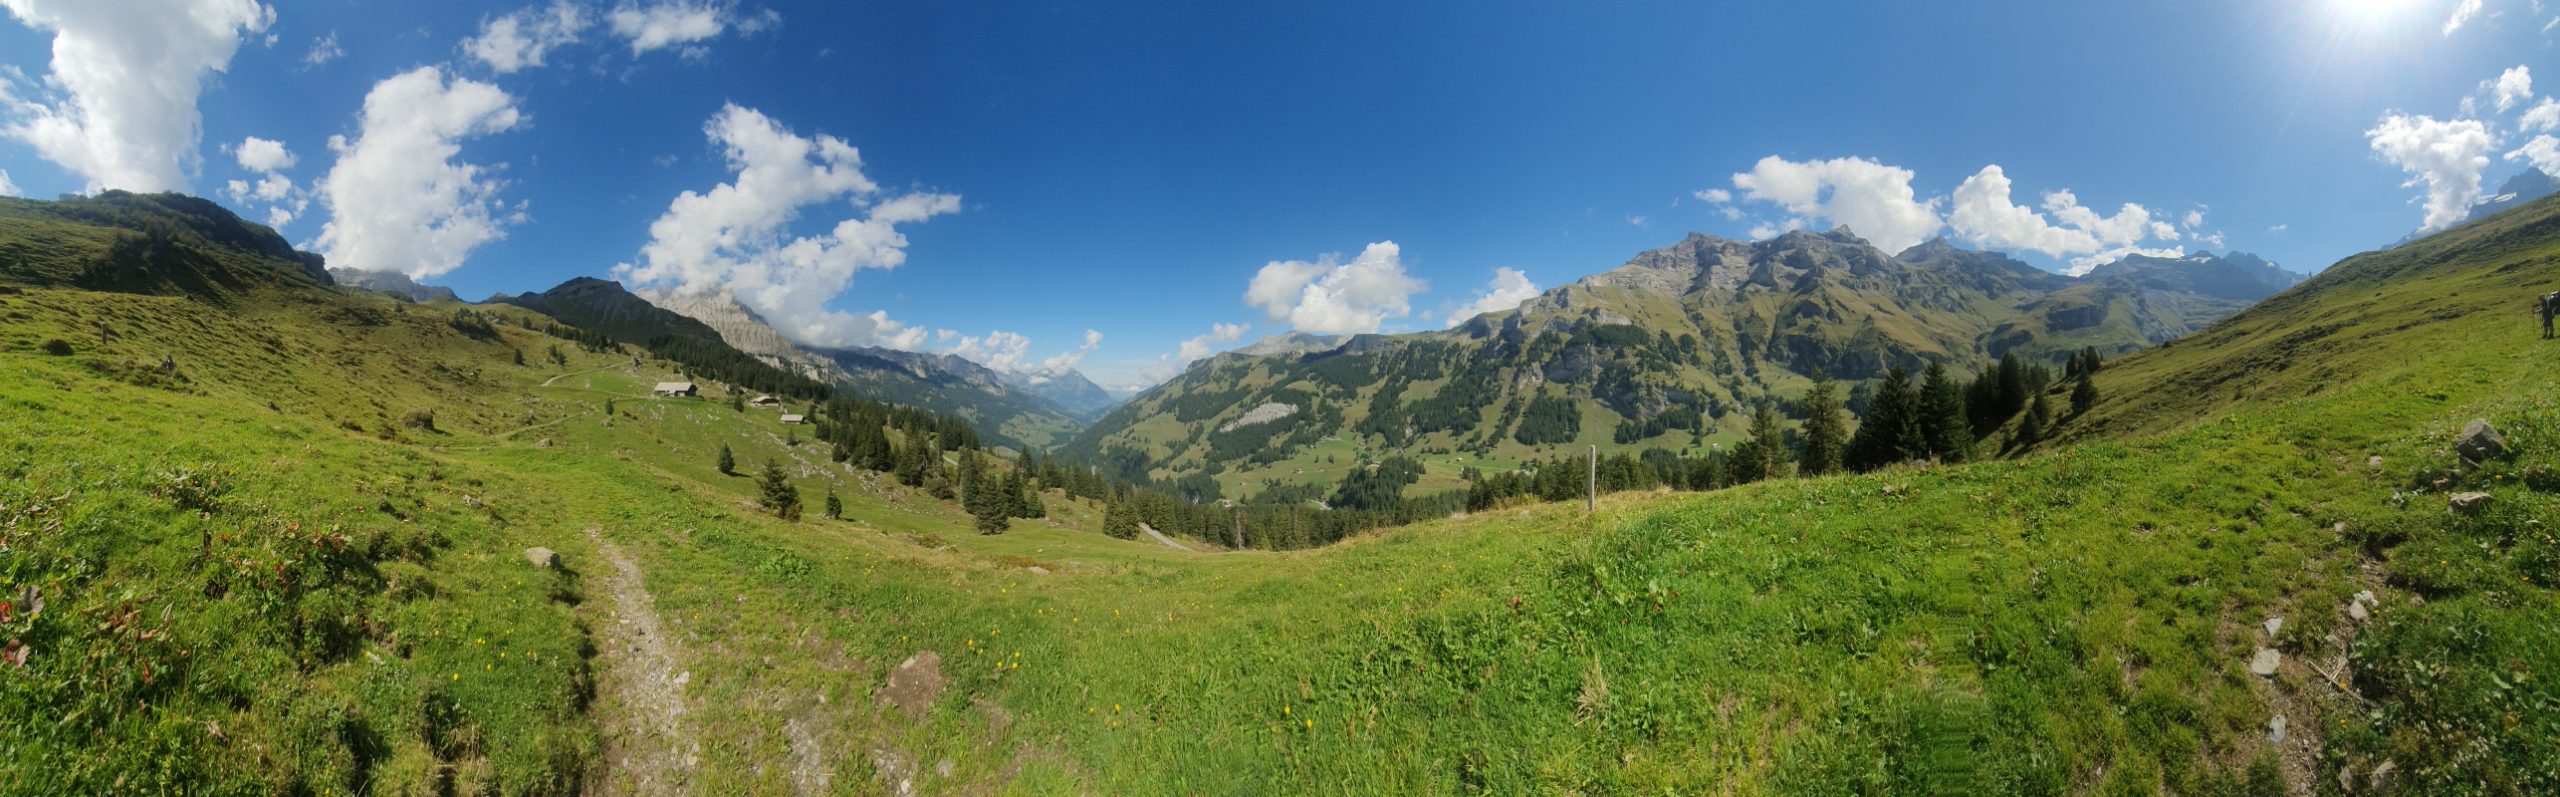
[1587,445,1598,514]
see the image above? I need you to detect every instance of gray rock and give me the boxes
[523,547,557,568]
[2456,419,2507,462]
[2368,455,2384,469]
[1025,566,1050,576]
[2349,601,2371,622]
[2268,713,2287,743]
[2263,617,2283,637]
[2249,647,2283,676]
[2450,492,2494,515]
[2368,759,2397,793]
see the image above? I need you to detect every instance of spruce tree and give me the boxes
[1103,500,1140,539]
[716,443,735,476]
[1797,377,1847,476]
[1916,361,1971,462]
[824,487,842,520]
[1746,402,1788,480]
[2019,391,2053,449]
[2071,374,2100,416]
[1846,366,1916,471]
[1995,353,2028,419]
[758,459,802,521]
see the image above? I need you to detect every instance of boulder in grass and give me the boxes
[2456,419,2507,463]
[2249,647,2282,676]
[2450,492,2494,515]
[523,547,558,569]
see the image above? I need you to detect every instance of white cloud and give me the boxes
[1443,267,1540,327]
[2508,133,2560,176]
[1946,165,2180,263]
[2523,97,2560,132]
[2366,112,2496,233]
[0,0,274,192]
[315,66,525,278]
[609,1,728,55]
[0,169,16,196]
[615,103,960,349]
[2446,0,2484,34]
[1175,322,1249,362]
[1243,242,1426,336]
[1626,214,1650,228]
[2489,66,2535,113]
[1729,155,1943,253]
[303,30,342,67]
[2268,223,2288,233]
[949,330,1032,372]
[2182,209,2205,228]
[1034,329,1104,374]
[464,1,590,73]
[1692,187,1731,203]
[2067,245,2186,277]
[233,135,293,172]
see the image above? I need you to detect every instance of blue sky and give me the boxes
[0,0,2553,390]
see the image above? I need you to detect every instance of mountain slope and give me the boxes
[0,190,331,297]
[817,345,1083,450]
[635,287,849,384]
[1009,368,1120,423]
[1066,230,2298,493]
[329,268,460,303]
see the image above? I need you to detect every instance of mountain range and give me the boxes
[1060,228,2303,493]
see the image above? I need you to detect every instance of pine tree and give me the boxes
[824,487,842,520]
[1995,353,2028,419]
[1103,500,1140,539]
[1846,366,1917,471]
[758,459,802,521]
[1798,377,1847,476]
[1916,361,1971,463]
[730,392,745,412]
[2071,374,2099,416]
[1746,402,1788,480]
[512,348,525,366]
[716,443,735,476]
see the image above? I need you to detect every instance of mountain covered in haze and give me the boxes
[1009,368,1121,423]
[330,268,459,304]
[1062,229,2302,489]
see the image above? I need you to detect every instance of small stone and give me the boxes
[2263,617,2284,637]
[1025,566,1050,576]
[2456,419,2508,462]
[2335,521,2349,535]
[535,437,553,448]
[2368,759,2397,793]
[2367,455,2384,469]
[2450,492,2494,515]
[522,547,557,568]
[2249,647,2283,676]
[935,758,954,778]
[2338,765,2357,793]
[2349,601,2371,622]
[2268,713,2287,743]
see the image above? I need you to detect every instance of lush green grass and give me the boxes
[4,192,2558,794]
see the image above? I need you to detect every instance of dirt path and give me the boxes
[584,527,697,797]
[1136,523,1194,552]
[541,363,625,388]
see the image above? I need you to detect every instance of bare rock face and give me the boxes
[523,547,557,569]
[2450,492,2494,515]
[2456,418,2507,462]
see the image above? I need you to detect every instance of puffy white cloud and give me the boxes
[465,1,590,73]
[616,104,960,349]
[0,0,274,192]
[2523,97,2560,132]
[2066,245,2186,277]
[2182,209,2206,228]
[234,135,292,172]
[2366,112,2495,233]
[1692,187,1731,203]
[2489,66,2534,113]
[1243,242,1426,336]
[2446,0,2484,35]
[2508,133,2560,176]
[949,330,1032,372]
[1175,322,1249,362]
[1032,329,1104,374]
[609,1,728,54]
[1729,155,1943,253]
[1947,165,2180,263]
[1443,267,1540,327]
[0,169,16,196]
[315,66,525,278]
[303,30,341,67]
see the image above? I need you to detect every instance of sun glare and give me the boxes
[2329,0,2421,31]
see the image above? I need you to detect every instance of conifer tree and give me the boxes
[1745,402,1788,480]
[824,487,842,520]
[758,459,802,521]
[2071,374,2100,416]
[1995,353,2028,418]
[1846,366,1917,471]
[1103,499,1140,539]
[2019,391,2053,449]
[716,442,735,476]
[1916,361,1971,462]
[1798,377,1847,476]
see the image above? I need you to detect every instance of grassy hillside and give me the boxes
[2,192,2555,794]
